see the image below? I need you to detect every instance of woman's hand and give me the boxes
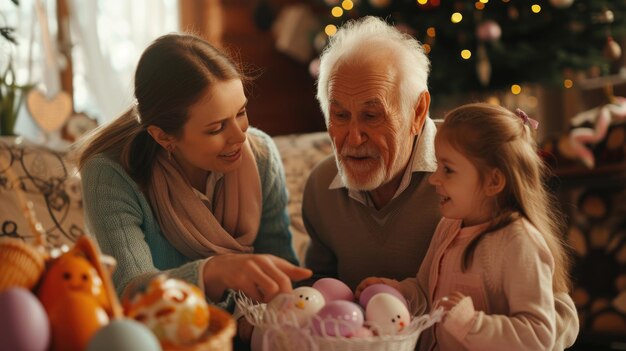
[203,253,312,303]
[354,276,402,301]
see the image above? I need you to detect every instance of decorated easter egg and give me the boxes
[124,275,210,347]
[289,286,326,326]
[87,319,161,351]
[311,300,364,337]
[38,250,111,351]
[365,293,411,335]
[313,278,354,302]
[0,287,50,351]
[358,283,408,308]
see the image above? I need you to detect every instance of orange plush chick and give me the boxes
[38,240,112,351]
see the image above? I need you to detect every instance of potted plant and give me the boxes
[1,0,34,136]
[1,63,33,136]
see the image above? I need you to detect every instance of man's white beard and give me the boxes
[336,156,386,191]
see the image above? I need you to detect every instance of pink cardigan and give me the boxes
[398,218,579,351]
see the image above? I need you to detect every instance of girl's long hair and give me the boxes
[74,33,247,191]
[439,102,572,293]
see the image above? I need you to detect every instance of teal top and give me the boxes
[81,127,298,306]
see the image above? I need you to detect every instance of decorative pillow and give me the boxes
[273,132,333,263]
[0,137,85,250]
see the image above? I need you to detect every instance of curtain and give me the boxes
[2,0,178,144]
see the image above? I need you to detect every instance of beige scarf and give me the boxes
[147,139,262,260]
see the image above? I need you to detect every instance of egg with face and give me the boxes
[266,287,325,327]
[290,287,326,326]
[365,293,411,336]
[124,275,210,348]
[37,250,111,351]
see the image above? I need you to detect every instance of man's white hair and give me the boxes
[316,16,431,126]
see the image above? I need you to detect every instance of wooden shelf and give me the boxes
[554,162,626,189]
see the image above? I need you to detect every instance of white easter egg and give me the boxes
[290,286,326,326]
[365,293,411,335]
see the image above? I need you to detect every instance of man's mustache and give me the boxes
[339,146,379,158]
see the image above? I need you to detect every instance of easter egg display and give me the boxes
[235,277,443,351]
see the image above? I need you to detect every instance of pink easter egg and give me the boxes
[0,287,50,351]
[359,283,407,308]
[311,300,363,337]
[350,326,374,338]
[312,278,354,302]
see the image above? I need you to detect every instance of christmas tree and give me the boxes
[314,0,626,97]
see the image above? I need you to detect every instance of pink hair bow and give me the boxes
[515,108,539,130]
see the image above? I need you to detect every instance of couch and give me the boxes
[0,132,333,263]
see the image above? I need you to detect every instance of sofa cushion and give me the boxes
[0,137,85,249]
[0,132,334,263]
[273,132,332,262]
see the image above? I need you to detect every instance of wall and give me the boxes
[181,0,326,136]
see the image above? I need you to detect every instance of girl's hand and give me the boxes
[203,254,312,303]
[355,277,402,300]
[435,291,466,312]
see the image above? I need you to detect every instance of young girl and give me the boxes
[357,103,578,350]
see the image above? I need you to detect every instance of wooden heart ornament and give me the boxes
[26,90,73,133]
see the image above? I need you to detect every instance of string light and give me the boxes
[564,79,574,88]
[417,0,428,4]
[451,12,463,23]
[461,49,472,59]
[531,4,541,13]
[325,24,338,36]
[341,0,354,10]
[423,43,432,54]
[486,96,500,105]
[475,2,485,10]
[479,0,489,3]
[331,6,343,17]
[511,84,522,94]
[426,27,436,37]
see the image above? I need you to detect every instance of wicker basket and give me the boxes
[0,237,46,292]
[0,152,47,292]
[236,292,442,351]
[165,305,236,351]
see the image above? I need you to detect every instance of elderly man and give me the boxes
[303,16,578,349]
[303,16,438,290]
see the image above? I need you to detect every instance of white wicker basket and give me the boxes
[235,292,443,351]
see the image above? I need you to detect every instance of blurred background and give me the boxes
[2,0,626,138]
[1,1,626,349]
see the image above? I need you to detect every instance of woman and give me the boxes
[75,33,311,307]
